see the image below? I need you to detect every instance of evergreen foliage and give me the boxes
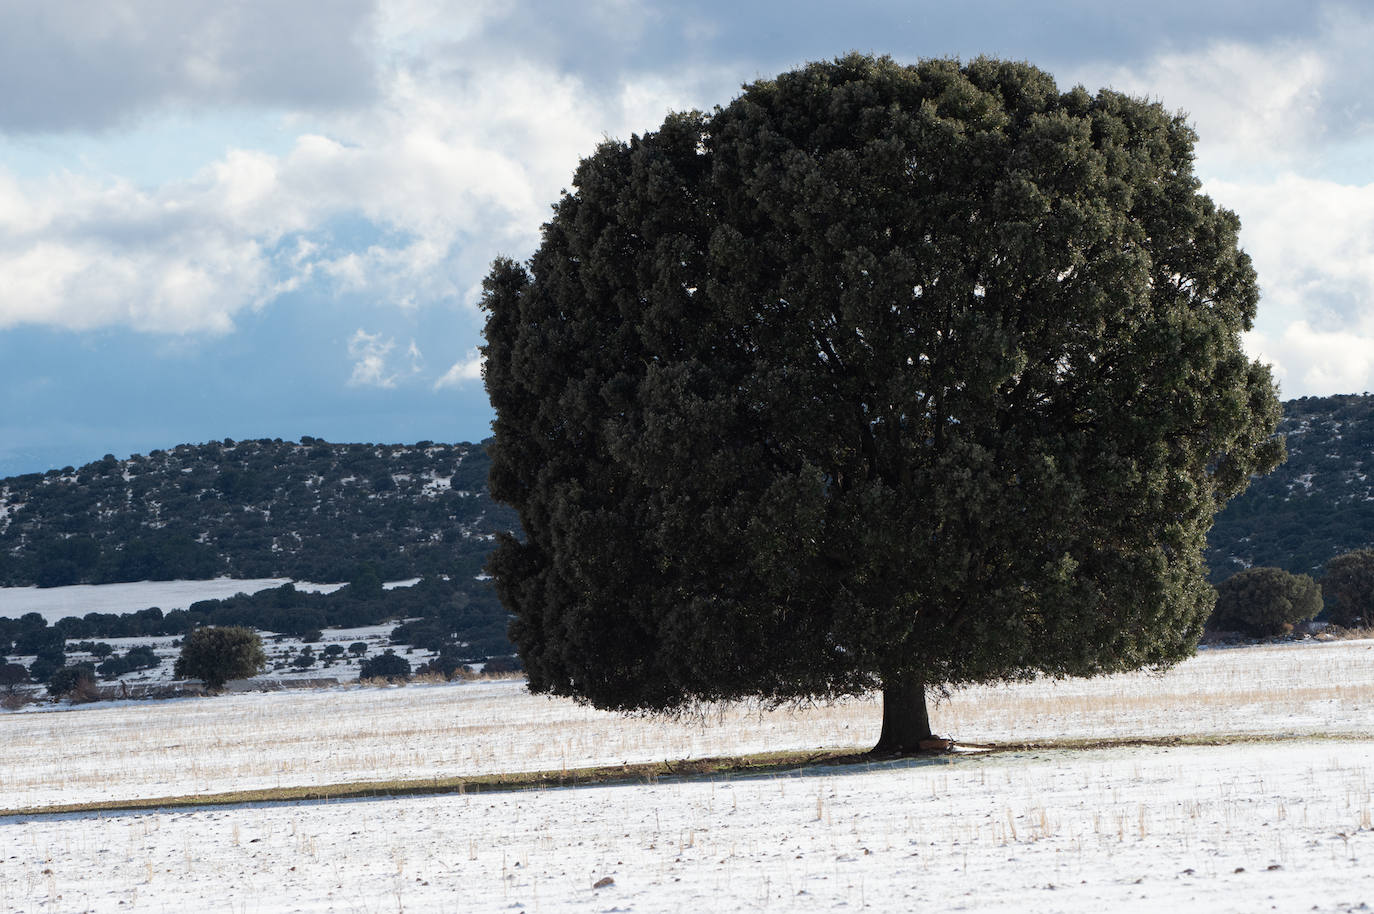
[482,54,1282,750]
[27,655,60,684]
[0,662,29,693]
[1208,566,1323,636]
[358,649,411,682]
[95,644,160,679]
[46,663,98,699]
[173,626,267,691]
[1322,548,1374,628]
[0,574,515,668]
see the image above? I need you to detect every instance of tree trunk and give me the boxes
[872,673,934,754]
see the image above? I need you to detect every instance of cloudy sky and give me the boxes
[2,1,1371,476]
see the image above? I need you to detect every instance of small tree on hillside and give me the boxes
[47,663,98,701]
[1209,567,1322,637]
[0,662,29,694]
[1323,548,1374,628]
[358,650,410,682]
[481,53,1284,752]
[174,626,267,692]
[27,656,61,684]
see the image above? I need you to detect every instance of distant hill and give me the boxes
[0,437,516,588]
[1207,393,1374,581]
[2,395,1370,597]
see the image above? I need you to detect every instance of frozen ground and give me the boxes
[2,639,1372,912]
[0,579,345,624]
[4,741,1369,913]
[0,577,420,624]
[5,638,1371,810]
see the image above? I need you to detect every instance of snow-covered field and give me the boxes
[0,577,421,624]
[0,579,346,624]
[2,640,1373,912]
[0,579,434,690]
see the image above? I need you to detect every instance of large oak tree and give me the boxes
[481,54,1283,751]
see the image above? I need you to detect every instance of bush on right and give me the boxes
[1209,567,1323,638]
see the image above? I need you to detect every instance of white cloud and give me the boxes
[0,0,378,132]
[1073,41,1326,178]
[1207,175,1374,332]
[434,350,484,389]
[1203,171,1374,398]
[0,172,269,334]
[1066,7,1374,181]
[1245,323,1374,398]
[0,7,733,336]
[347,330,398,388]
[346,331,428,389]
[12,0,1369,405]
[1208,174,1374,397]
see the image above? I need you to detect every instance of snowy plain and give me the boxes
[0,577,422,624]
[0,579,344,624]
[2,639,1373,912]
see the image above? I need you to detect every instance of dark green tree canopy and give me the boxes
[482,54,1282,734]
[1323,549,1374,628]
[358,649,411,682]
[174,625,266,692]
[1208,566,1322,637]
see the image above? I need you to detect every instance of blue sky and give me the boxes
[2,1,1373,477]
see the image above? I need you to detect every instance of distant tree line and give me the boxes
[0,573,514,685]
[1206,547,1374,636]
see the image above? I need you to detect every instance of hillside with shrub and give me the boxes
[1207,393,1374,581]
[0,437,514,588]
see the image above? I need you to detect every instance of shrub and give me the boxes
[70,641,114,658]
[94,644,162,680]
[292,647,317,669]
[358,649,411,682]
[127,644,160,668]
[348,641,369,657]
[415,645,475,680]
[1210,567,1323,637]
[27,656,60,684]
[1323,549,1374,628]
[482,655,524,675]
[47,663,99,701]
[174,626,267,691]
[0,662,29,693]
[0,692,31,710]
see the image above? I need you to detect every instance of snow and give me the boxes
[0,578,421,623]
[1,640,1373,911]
[5,742,1369,913]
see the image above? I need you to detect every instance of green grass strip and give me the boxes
[0,748,865,818]
[6,731,1368,819]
